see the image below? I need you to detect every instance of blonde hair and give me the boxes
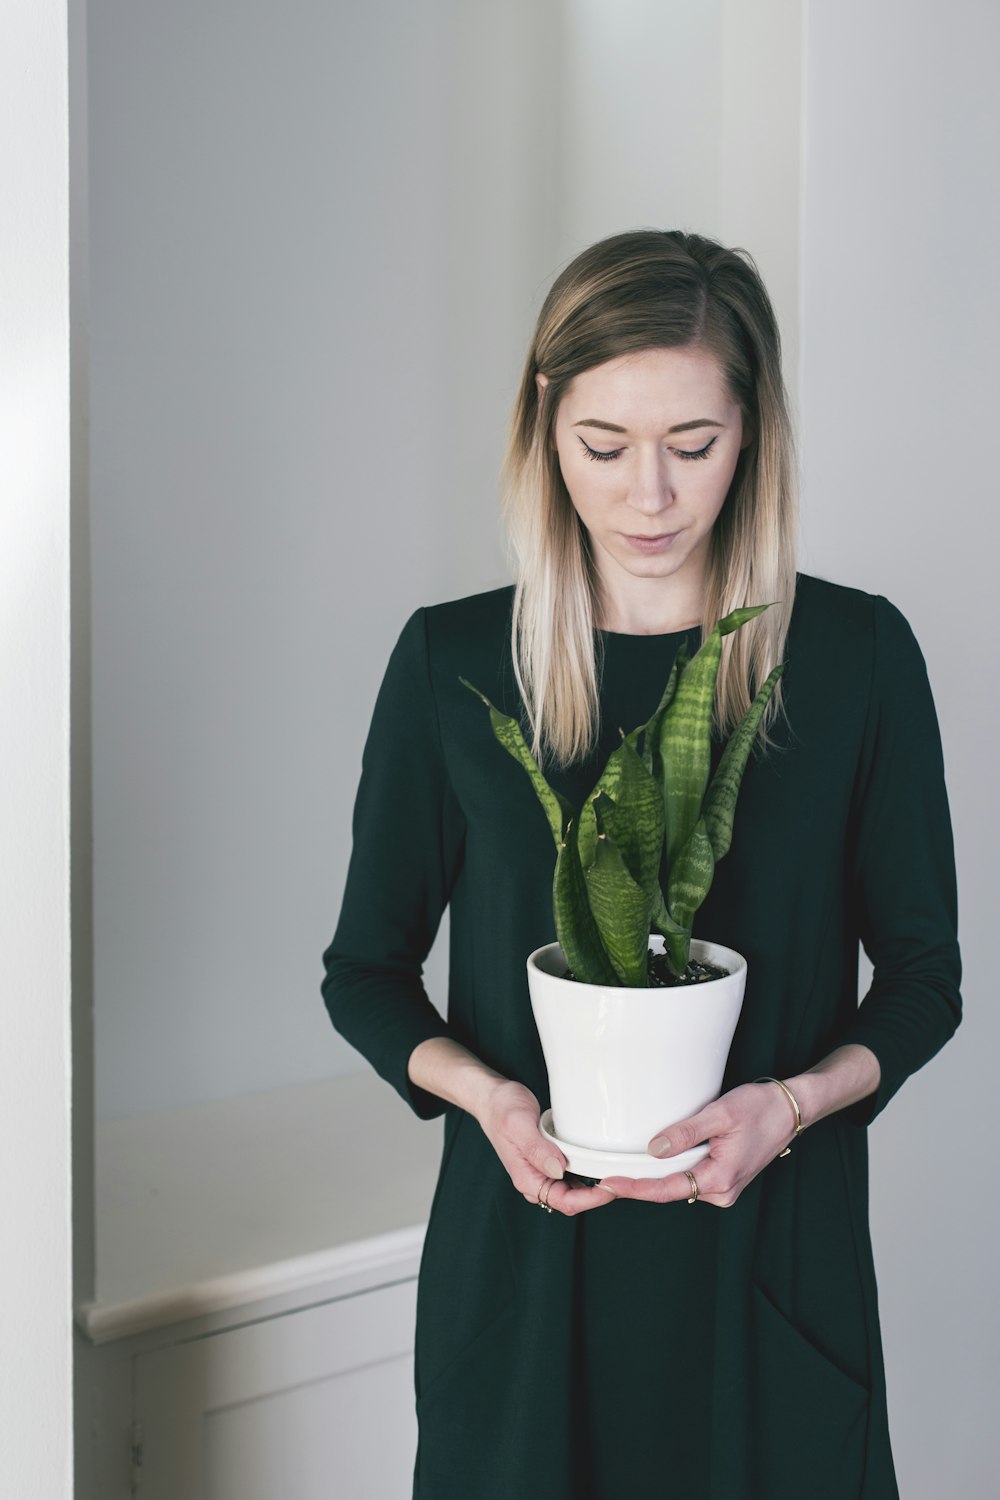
[500,228,799,768]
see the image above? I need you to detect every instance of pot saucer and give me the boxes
[539,1108,710,1181]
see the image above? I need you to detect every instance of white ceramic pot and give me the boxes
[527,934,747,1176]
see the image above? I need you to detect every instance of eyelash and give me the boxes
[579,436,718,463]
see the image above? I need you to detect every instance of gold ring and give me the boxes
[684,1170,699,1205]
[540,1179,553,1213]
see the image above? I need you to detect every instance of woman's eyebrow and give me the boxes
[572,418,725,434]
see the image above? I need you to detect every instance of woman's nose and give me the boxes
[627,455,676,515]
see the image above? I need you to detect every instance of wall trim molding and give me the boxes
[76,1221,427,1344]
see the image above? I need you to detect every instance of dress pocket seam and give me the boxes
[749,1276,871,1401]
[416,1171,518,1408]
[415,1295,517,1411]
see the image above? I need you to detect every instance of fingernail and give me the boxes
[649,1138,673,1158]
[594,1183,617,1197]
[544,1155,564,1178]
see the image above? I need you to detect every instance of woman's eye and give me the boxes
[579,440,622,463]
[578,436,718,463]
[676,437,718,461]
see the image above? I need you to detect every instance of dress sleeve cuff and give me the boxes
[378,1013,458,1122]
[321,956,462,1122]
[831,1028,908,1127]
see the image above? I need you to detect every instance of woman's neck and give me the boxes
[596,579,706,636]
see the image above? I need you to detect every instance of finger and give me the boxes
[646,1099,729,1159]
[599,1156,743,1207]
[597,1169,703,1204]
[515,1164,552,1209]
[520,1173,546,1208]
[510,1113,568,1182]
[544,1178,618,1216]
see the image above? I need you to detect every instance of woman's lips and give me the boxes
[621,531,680,554]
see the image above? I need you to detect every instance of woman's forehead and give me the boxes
[561,347,738,419]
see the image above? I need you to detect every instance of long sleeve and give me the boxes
[839,593,962,1124]
[320,607,467,1120]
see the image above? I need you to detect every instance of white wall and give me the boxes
[87,0,802,1119]
[0,3,75,1495]
[560,0,803,408]
[801,2,996,1493]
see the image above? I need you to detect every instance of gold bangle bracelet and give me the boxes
[754,1076,804,1157]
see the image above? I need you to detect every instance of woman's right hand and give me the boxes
[406,1037,616,1215]
[475,1078,617,1217]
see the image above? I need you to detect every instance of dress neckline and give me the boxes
[597,623,701,641]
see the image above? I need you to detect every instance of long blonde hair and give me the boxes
[500,228,799,768]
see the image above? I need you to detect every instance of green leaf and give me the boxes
[662,926,693,978]
[654,633,720,865]
[650,885,693,976]
[459,677,572,849]
[590,738,664,902]
[654,604,778,862]
[577,744,624,871]
[585,821,652,987]
[577,640,689,867]
[652,887,689,937]
[637,643,686,771]
[714,602,776,637]
[553,816,619,985]
[703,663,785,860]
[665,815,716,937]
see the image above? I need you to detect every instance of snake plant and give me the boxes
[461,604,784,986]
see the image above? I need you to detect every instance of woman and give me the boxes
[321,229,962,1498]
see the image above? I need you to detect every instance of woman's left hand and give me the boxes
[596,1080,798,1207]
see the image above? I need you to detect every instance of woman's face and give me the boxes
[538,344,750,603]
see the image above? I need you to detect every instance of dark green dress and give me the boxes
[321,571,962,1499]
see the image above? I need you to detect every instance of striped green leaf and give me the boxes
[638,642,686,772]
[578,653,681,867]
[585,818,652,987]
[459,677,572,849]
[665,815,716,955]
[654,644,719,867]
[577,745,624,871]
[590,739,664,901]
[703,663,784,860]
[655,605,776,863]
[553,815,619,985]
[714,603,776,635]
[650,889,693,981]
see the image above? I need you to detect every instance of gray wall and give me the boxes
[88,0,539,1117]
[800,2,996,1494]
[88,0,801,1119]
